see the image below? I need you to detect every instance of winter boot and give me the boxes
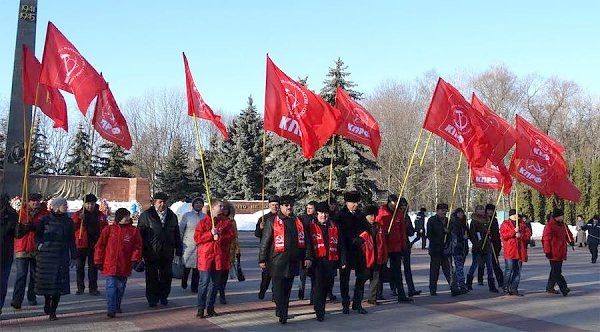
[488,278,499,293]
[342,301,350,314]
[466,275,474,291]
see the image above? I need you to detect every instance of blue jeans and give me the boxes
[12,257,37,305]
[452,255,466,287]
[106,276,127,313]
[1,259,13,311]
[198,270,220,309]
[468,253,493,278]
[503,259,521,292]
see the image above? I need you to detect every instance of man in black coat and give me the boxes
[259,195,312,324]
[0,194,18,315]
[411,207,427,249]
[427,203,453,295]
[478,204,504,288]
[335,191,369,314]
[298,200,317,300]
[255,195,279,300]
[138,192,183,307]
[582,216,600,263]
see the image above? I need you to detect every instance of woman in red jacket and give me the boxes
[94,208,143,318]
[542,208,574,296]
[500,209,531,296]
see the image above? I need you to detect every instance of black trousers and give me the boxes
[546,260,568,292]
[411,230,426,249]
[76,247,98,292]
[589,243,598,263]
[429,255,452,292]
[339,265,367,305]
[43,295,60,314]
[402,252,417,293]
[313,266,334,318]
[389,253,407,297]
[145,256,173,305]
[478,250,504,286]
[182,267,199,292]
[259,269,271,295]
[218,270,229,296]
[272,276,294,319]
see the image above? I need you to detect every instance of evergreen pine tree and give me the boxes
[156,137,197,202]
[572,158,590,217]
[589,159,600,216]
[266,135,307,200]
[206,125,238,199]
[531,191,547,223]
[98,142,134,177]
[303,58,379,204]
[517,185,534,221]
[28,119,52,174]
[231,96,264,199]
[64,123,94,176]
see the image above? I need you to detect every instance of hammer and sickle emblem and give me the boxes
[453,108,469,133]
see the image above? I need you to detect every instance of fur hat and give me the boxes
[83,194,97,203]
[114,208,131,223]
[363,205,379,217]
[316,202,329,213]
[343,191,361,203]
[279,195,295,205]
[552,208,564,218]
[268,195,280,203]
[153,192,169,200]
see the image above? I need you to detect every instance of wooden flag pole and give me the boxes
[192,116,214,228]
[444,153,463,243]
[327,135,337,203]
[418,131,432,167]
[481,184,505,252]
[19,82,41,224]
[388,128,423,234]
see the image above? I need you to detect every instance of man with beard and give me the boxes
[543,209,574,296]
[138,192,183,307]
[377,195,414,302]
[467,205,499,293]
[309,202,345,321]
[72,194,108,296]
[255,195,279,300]
[259,195,312,324]
[427,203,453,295]
[335,191,369,314]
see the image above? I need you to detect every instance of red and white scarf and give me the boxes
[273,215,305,253]
[310,222,339,261]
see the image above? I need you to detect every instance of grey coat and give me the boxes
[179,210,205,268]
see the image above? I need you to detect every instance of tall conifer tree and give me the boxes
[64,123,94,176]
[156,137,197,202]
[98,142,133,177]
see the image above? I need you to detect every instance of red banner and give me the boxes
[471,159,512,194]
[471,93,517,164]
[422,78,489,167]
[22,45,68,131]
[515,115,567,175]
[93,87,133,150]
[264,56,342,158]
[334,86,381,157]
[183,53,229,140]
[39,22,107,115]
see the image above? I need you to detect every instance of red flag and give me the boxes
[553,177,581,202]
[39,22,107,115]
[183,53,229,140]
[471,93,517,164]
[509,155,554,197]
[471,159,512,194]
[264,56,342,159]
[514,115,567,175]
[334,86,381,157]
[422,78,489,167]
[22,45,68,131]
[93,86,132,150]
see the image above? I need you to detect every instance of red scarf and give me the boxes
[310,221,339,261]
[273,215,305,253]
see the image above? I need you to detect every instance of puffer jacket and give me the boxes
[138,206,183,262]
[94,223,143,277]
[179,209,205,268]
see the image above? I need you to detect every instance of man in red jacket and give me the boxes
[94,208,142,317]
[11,193,49,309]
[500,209,531,296]
[376,195,413,302]
[542,208,574,296]
[72,194,108,296]
[194,199,235,318]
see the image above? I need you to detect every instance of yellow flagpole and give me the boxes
[327,135,337,202]
[388,128,423,234]
[418,131,432,167]
[482,184,505,251]
[192,116,214,228]
[19,83,40,224]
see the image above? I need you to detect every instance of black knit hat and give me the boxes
[83,194,98,203]
[153,192,169,200]
[363,205,379,217]
[114,208,131,223]
[316,202,329,213]
[268,195,280,203]
[343,191,361,203]
[552,208,564,218]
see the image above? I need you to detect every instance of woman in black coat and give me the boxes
[0,194,18,315]
[35,197,77,320]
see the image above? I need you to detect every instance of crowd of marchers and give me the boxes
[0,190,599,324]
